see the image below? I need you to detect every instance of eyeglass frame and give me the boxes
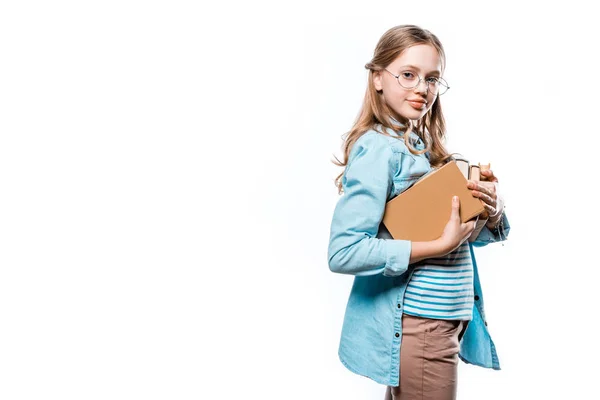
[384,69,450,95]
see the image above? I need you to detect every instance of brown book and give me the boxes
[382,160,485,241]
[455,159,491,181]
[469,165,481,181]
[455,158,470,179]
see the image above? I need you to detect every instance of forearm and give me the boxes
[409,240,447,264]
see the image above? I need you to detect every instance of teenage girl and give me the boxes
[327,25,510,400]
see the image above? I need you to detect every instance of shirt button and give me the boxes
[474,295,480,301]
[397,304,401,308]
[395,333,400,337]
[484,321,488,326]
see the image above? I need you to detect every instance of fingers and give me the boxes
[482,203,496,215]
[467,181,497,207]
[451,196,460,220]
[472,190,496,207]
[463,219,476,235]
[481,169,499,183]
[467,180,497,196]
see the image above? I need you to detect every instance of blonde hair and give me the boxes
[333,25,454,194]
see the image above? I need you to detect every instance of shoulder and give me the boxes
[354,129,424,159]
[346,131,398,176]
[351,130,395,158]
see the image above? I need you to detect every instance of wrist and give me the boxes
[486,208,503,227]
[433,238,452,257]
[486,214,504,231]
[409,239,452,264]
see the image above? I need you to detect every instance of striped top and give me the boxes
[403,242,474,321]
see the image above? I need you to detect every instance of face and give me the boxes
[373,44,443,122]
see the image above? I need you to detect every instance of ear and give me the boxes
[373,71,383,91]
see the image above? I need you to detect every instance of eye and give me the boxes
[401,71,417,80]
[426,77,440,84]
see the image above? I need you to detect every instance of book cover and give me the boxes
[382,160,485,241]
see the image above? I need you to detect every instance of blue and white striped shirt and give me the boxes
[403,241,474,320]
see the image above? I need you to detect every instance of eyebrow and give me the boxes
[399,64,441,75]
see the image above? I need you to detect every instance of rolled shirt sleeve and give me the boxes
[328,132,412,277]
[471,212,511,247]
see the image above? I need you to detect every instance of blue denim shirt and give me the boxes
[327,128,510,386]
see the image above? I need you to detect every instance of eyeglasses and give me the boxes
[384,69,450,95]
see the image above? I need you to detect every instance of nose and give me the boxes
[414,78,429,94]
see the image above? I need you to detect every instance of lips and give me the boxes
[407,99,427,109]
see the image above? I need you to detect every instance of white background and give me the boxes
[1,1,598,399]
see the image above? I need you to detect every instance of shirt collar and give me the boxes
[381,118,425,150]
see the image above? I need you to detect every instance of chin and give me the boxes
[401,107,426,121]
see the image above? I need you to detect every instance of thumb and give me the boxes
[451,196,460,220]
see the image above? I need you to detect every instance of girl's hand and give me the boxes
[480,169,498,183]
[467,169,500,219]
[438,196,477,254]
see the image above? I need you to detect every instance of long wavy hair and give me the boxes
[333,25,454,194]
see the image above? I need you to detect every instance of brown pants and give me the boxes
[384,314,468,400]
